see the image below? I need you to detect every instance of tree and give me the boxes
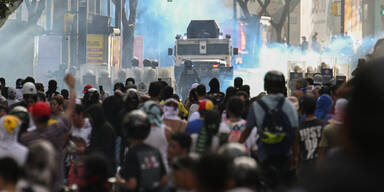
[122,0,137,68]
[237,0,299,43]
[0,0,23,28]
[25,0,46,25]
[112,0,138,68]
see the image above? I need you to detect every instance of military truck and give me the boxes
[168,20,238,99]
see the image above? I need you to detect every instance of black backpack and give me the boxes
[256,98,294,157]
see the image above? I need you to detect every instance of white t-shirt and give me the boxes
[219,119,258,152]
[144,124,169,172]
[71,118,92,146]
[7,99,19,106]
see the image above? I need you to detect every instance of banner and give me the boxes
[87,34,105,64]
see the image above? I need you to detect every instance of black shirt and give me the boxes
[119,143,166,192]
[298,119,327,164]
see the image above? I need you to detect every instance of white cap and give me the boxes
[191,83,199,89]
[11,106,28,113]
[87,88,98,93]
[21,82,37,95]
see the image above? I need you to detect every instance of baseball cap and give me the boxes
[83,84,92,93]
[29,101,51,120]
[199,100,214,112]
[22,82,37,95]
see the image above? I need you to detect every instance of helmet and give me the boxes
[184,60,193,69]
[264,70,285,93]
[152,60,159,68]
[122,110,151,140]
[143,59,152,67]
[22,82,37,95]
[123,89,140,111]
[218,143,248,159]
[230,156,261,188]
[131,57,139,67]
[9,106,30,130]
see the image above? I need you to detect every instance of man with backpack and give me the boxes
[239,70,299,189]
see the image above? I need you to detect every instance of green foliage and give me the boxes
[0,0,15,18]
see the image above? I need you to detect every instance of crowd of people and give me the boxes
[1,56,384,192]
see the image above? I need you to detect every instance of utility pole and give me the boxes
[233,0,237,48]
[108,0,110,17]
[287,0,290,45]
[78,0,87,65]
[341,0,345,35]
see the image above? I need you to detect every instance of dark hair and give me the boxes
[126,78,135,85]
[203,110,220,136]
[172,94,181,102]
[172,153,200,171]
[158,80,168,89]
[61,89,69,99]
[171,133,192,150]
[319,85,331,95]
[82,91,100,109]
[0,104,9,113]
[264,71,286,94]
[35,83,44,92]
[113,82,125,92]
[188,88,198,104]
[234,77,243,88]
[296,78,308,89]
[123,90,140,112]
[162,86,174,101]
[24,76,35,84]
[16,79,23,88]
[300,94,317,115]
[74,104,84,115]
[220,86,237,113]
[236,90,249,100]
[0,77,5,84]
[80,153,110,192]
[0,157,20,184]
[196,154,231,192]
[122,111,151,140]
[209,78,220,93]
[305,77,314,85]
[48,80,57,91]
[102,95,123,134]
[148,81,162,98]
[37,92,46,102]
[51,96,64,106]
[239,85,250,95]
[196,84,206,97]
[227,97,244,118]
[35,115,50,124]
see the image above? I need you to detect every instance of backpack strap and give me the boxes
[256,99,269,112]
[257,98,285,112]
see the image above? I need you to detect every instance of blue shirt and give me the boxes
[186,119,204,134]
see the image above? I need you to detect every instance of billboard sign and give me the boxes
[87,34,105,64]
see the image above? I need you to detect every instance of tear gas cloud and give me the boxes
[0,0,382,96]
[135,0,381,96]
